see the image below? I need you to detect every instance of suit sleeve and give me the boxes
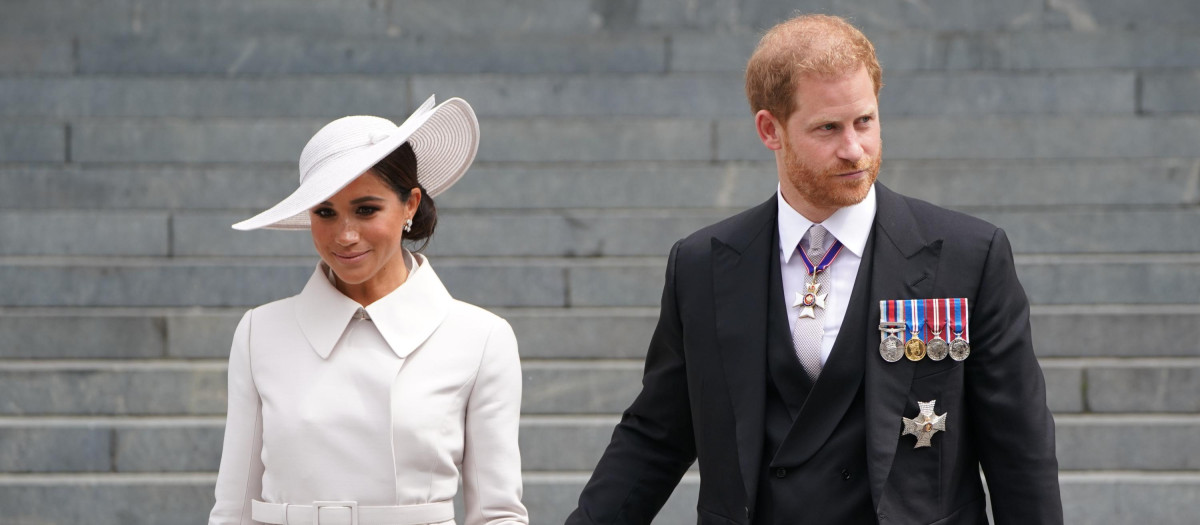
[567,241,696,525]
[208,310,265,525]
[461,318,529,525]
[966,228,1063,524]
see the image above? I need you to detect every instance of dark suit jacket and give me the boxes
[566,183,1062,525]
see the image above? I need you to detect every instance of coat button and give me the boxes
[775,468,787,478]
[841,468,851,480]
[878,512,888,521]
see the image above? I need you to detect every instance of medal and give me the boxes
[794,236,844,319]
[901,399,947,448]
[878,301,905,362]
[925,299,948,361]
[903,299,926,361]
[949,298,971,361]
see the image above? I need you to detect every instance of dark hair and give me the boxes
[369,141,437,250]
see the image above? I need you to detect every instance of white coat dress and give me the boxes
[209,252,528,525]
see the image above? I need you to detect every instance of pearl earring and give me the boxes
[404,218,413,232]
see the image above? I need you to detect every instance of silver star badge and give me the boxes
[901,399,947,448]
[793,281,828,319]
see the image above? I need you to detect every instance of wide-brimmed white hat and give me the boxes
[233,95,479,231]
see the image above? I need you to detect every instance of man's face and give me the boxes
[777,65,881,220]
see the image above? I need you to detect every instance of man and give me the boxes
[566,14,1062,525]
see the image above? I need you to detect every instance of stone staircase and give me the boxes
[2,0,1199,523]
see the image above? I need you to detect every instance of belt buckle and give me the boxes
[312,500,358,525]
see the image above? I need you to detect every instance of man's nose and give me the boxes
[836,129,865,162]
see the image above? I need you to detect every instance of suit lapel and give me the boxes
[864,183,944,508]
[711,197,776,511]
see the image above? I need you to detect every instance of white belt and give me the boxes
[251,499,454,525]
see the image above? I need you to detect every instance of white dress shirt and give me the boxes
[209,251,528,525]
[778,184,877,367]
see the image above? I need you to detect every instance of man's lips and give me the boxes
[837,169,866,178]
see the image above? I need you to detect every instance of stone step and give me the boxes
[7,0,1199,40]
[2,159,1195,211]
[0,71,1152,118]
[4,207,1197,258]
[0,256,1197,307]
[2,414,1197,474]
[3,305,1198,361]
[674,29,1200,73]
[0,357,1195,416]
[6,116,1200,164]
[0,471,1196,525]
[5,29,1190,77]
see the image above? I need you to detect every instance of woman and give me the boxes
[209,96,528,525]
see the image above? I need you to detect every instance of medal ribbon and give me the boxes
[926,298,941,337]
[905,299,924,340]
[797,238,845,279]
[952,298,969,340]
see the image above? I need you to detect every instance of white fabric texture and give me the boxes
[777,184,877,368]
[209,253,527,525]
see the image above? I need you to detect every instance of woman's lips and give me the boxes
[333,250,369,263]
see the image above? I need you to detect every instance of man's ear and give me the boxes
[755,110,785,151]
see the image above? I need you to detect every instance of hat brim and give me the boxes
[232,96,479,231]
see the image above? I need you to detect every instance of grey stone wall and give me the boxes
[2,0,1199,523]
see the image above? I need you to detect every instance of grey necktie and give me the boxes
[792,225,830,381]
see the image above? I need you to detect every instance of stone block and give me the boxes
[506,312,657,359]
[389,1,600,36]
[519,418,617,471]
[172,213,312,257]
[1017,261,1200,305]
[0,365,227,415]
[0,0,138,38]
[975,210,1200,254]
[0,211,168,256]
[636,0,740,30]
[72,120,320,163]
[477,118,713,162]
[985,30,1200,69]
[0,165,297,210]
[116,426,224,472]
[1056,415,1200,470]
[669,32,759,73]
[1041,363,1084,413]
[1087,363,1200,413]
[521,362,643,414]
[881,72,1136,115]
[719,116,1200,161]
[412,74,745,117]
[0,39,72,73]
[436,264,567,307]
[742,0,1046,31]
[1048,0,1200,29]
[879,158,1199,208]
[567,264,666,307]
[437,163,777,210]
[0,426,111,472]
[80,35,666,75]
[1061,474,1200,525]
[0,264,314,307]
[167,312,245,359]
[1143,72,1200,113]
[1031,311,1200,358]
[0,316,164,359]
[0,78,410,118]
[523,474,700,524]
[0,481,216,525]
[0,122,64,163]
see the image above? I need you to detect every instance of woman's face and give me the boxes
[309,171,420,299]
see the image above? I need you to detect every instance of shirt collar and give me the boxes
[777,183,877,263]
[293,250,452,360]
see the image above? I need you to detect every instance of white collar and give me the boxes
[293,251,452,360]
[777,183,877,263]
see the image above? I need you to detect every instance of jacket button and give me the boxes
[841,468,851,480]
[775,468,787,478]
[878,512,888,521]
